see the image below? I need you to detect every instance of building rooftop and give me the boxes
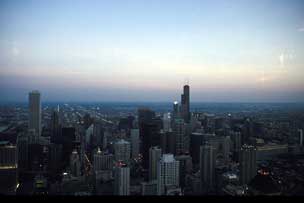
[116,139,130,144]
[162,154,175,162]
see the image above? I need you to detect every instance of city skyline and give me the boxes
[1,0,304,102]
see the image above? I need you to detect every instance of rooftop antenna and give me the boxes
[184,77,190,86]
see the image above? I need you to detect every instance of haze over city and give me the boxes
[1,0,304,102]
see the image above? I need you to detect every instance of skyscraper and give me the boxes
[149,146,162,181]
[142,122,161,169]
[93,147,113,171]
[114,161,130,196]
[29,90,41,137]
[157,154,180,195]
[181,85,190,123]
[175,154,192,189]
[130,129,140,158]
[70,149,81,177]
[114,139,131,163]
[163,113,171,132]
[200,143,215,193]
[50,108,60,140]
[239,145,257,185]
[172,118,186,155]
[138,108,155,138]
[172,101,179,119]
[298,129,303,147]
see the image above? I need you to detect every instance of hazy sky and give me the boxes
[0,0,304,102]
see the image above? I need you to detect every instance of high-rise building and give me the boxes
[93,147,113,171]
[181,85,190,123]
[163,113,171,132]
[200,144,215,193]
[172,118,186,155]
[142,122,161,169]
[298,129,303,147]
[114,161,130,196]
[190,132,205,165]
[239,145,257,185]
[16,133,29,171]
[175,154,192,189]
[149,146,162,181]
[172,101,180,119]
[138,108,155,137]
[70,149,81,177]
[93,122,104,149]
[231,131,242,161]
[157,154,180,195]
[114,139,131,163]
[130,129,140,158]
[141,180,158,196]
[0,141,17,195]
[29,90,41,137]
[61,127,76,169]
[48,143,62,175]
[50,108,60,142]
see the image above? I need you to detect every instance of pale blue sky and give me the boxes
[0,0,304,102]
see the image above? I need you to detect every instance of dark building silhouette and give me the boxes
[142,122,160,170]
[190,132,205,165]
[240,145,257,185]
[181,85,190,123]
[50,108,60,138]
[138,108,155,138]
[61,127,76,169]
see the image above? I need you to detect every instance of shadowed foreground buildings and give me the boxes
[0,141,18,195]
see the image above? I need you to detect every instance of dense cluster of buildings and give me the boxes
[0,86,304,196]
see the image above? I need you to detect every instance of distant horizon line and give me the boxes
[1,100,304,104]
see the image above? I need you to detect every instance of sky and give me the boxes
[0,0,304,102]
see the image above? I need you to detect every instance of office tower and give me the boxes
[181,85,190,123]
[16,133,29,171]
[163,113,171,132]
[93,122,104,149]
[130,129,140,158]
[157,154,180,195]
[61,127,76,169]
[0,141,17,195]
[242,118,253,144]
[48,143,62,175]
[172,101,179,119]
[114,161,130,196]
[175,154,193,189]
[138,108,155,138]
[200,144,215,193]
[149,146,162,181]
[231,131,242,161]
[118,116,134,131]
[85,124,94,150]
[114,139,131,163]
[190,132,205,165]
[298,129,303,147]
[50,108,60,140]
[29,90,41,137]
[141,180,158,195]
[239,145,257,185]
[93,147,113,171]
[83,113,93,130]
[172,118,186,155]
[142,122,161,169]
[70,149,81,177]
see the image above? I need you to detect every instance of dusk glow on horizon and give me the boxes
[0,0,304,102]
